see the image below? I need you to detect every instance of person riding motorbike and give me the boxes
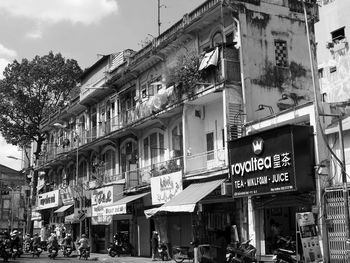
[62,233,74,250]
[77,234,89,256]
[47,233,59,250]
[23,234,32,252]
[32,233,40,250]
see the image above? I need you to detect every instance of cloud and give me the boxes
[25,29,43,40]
[0,0,118,25]
[0,58,11,79]
[0,136,21,171]
[0,43,17,57]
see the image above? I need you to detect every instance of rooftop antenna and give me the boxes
[157,0,166,36]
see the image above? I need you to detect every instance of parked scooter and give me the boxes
[107,233,133,257]
[226,239,257,263]
[158,242,169,261]
[172,240,198,263]
[272,236,297,263]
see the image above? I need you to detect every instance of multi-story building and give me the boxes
[33,0,324,261]
[0,164,26,234]
[315,1,350,262]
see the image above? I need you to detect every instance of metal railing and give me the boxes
[185,148,226,175]
[125,156,184,188]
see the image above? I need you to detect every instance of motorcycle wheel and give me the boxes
[109,249,118,257]
[173,252,185,263]
[162,253,169,261]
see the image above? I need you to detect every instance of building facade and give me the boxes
[32,0,323,261]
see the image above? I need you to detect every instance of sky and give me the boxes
[0,0,205,170]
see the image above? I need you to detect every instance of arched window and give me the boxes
[212,31,223,47]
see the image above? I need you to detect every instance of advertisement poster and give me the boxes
[296,212,323,262]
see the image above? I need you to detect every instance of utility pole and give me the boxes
[157,0,161,36]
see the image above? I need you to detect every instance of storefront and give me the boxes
[104,192,151,256]
[229,124,316,260]
[37,189,61,233]
[145,174,234,256]
[91,184,123,252]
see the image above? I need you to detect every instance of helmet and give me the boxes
[81,234,86,238]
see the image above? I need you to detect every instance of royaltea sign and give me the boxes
[228,125,315,197]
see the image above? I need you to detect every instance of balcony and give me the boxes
[125,156,184,188]
[185,148,227,177]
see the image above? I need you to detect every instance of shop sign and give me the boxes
[229,125,315,197]
[104,204,126,215]
[150,171,183,205]
[296,212,323,262]
[37,190,60,210]
[31,211,41,221]
[60,186,74,205]
[91,185,114,206]
[91,215,112,225]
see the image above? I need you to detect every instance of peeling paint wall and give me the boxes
[240,3,314,120]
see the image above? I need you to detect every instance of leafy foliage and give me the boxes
[165,51,204,97]
[0,52,82,159]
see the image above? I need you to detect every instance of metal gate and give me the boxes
[325,187,350,262]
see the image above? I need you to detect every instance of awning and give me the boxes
[144,179,225,218]
[198,47,219,71]
[54,204,73,213]
[104,192,150,216]
[64,213,79,224]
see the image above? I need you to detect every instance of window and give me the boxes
[171,123,183,157]
[318,68,324,79]
[331,27,345,43]
[330,66,337,73]
[206,132,214,161]
[103,149,116,175]
[212,31,223,47]
[143,132,165,166]
[141,84,148,98]
[274,40,288,67]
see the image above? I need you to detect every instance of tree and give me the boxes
[0,51,82,160]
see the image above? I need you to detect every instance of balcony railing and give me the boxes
[185,148,226,176]
[125,156,184,188]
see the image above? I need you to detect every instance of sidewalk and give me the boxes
[90,253,161,263]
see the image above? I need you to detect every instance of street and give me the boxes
[7,252,158,263]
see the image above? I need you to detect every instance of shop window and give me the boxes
[206,132,214,160]
[274,40,288,68]
[331,27,345,43]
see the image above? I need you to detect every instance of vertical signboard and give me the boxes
[296,212,323,262]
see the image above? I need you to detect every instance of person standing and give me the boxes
[151,231,159,261]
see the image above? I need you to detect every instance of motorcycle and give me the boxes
[23,240,32,253]
[172,241,199,263]
[0,239,11,262]
[48,246,58,259]
[63,245,73,257]
[107,240,133,257]
[272,236,297,263]
[31,246,42,258]
[158,242,169,261]
[79,247,90,260]
[226,240,257,263]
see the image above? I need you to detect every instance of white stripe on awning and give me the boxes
[54,204,73,213]
[104,192,150,216]
[144,179,225,218]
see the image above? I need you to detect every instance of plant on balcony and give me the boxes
[165,51,205,99]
